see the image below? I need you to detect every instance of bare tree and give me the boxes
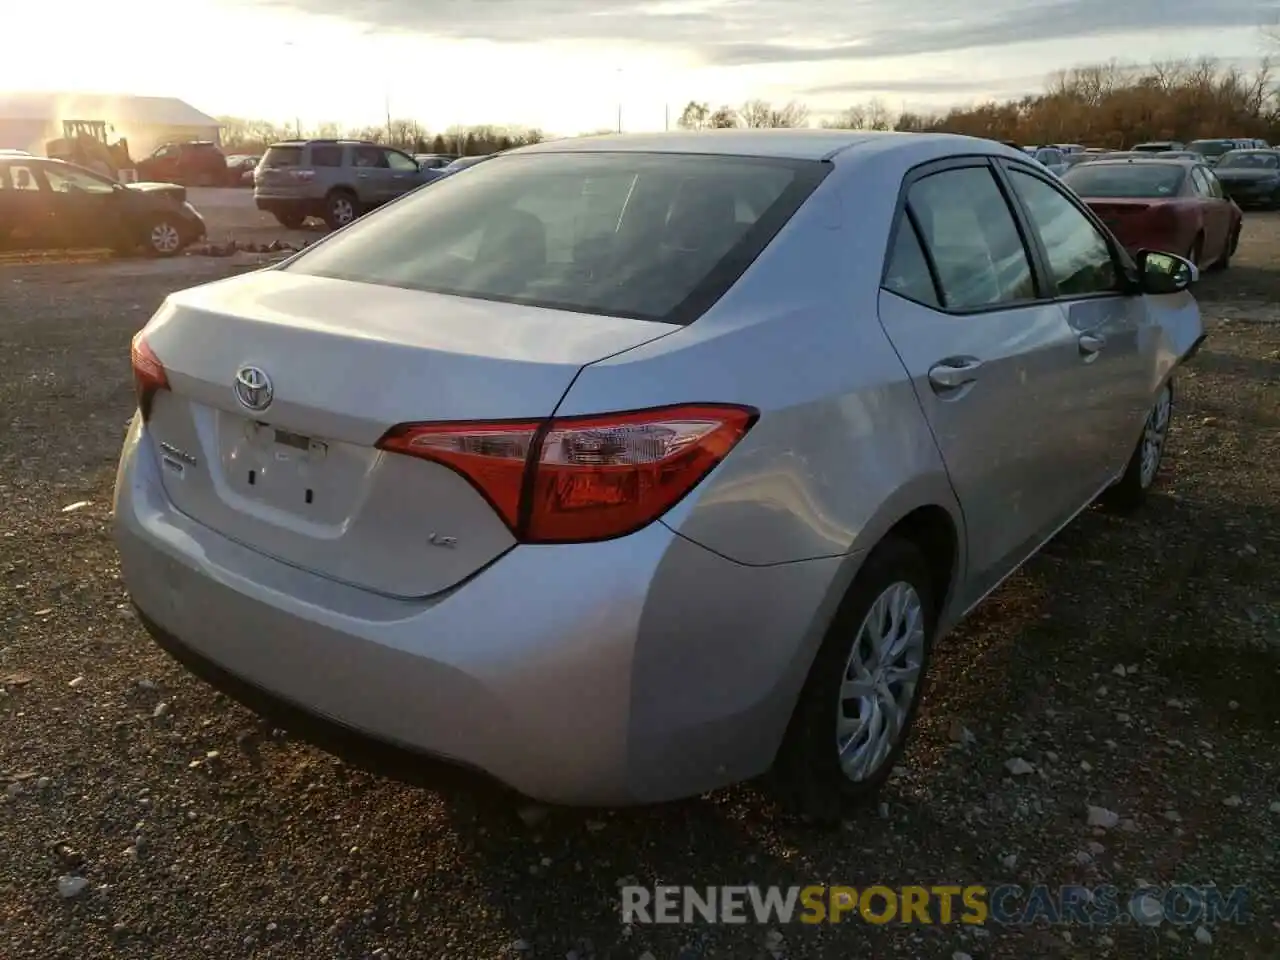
[708,105,739,128]
[865,98,892,131]
[739,98,809,128]
[678,101,711,130]
[738,99,774,128]
[821,105,868,129]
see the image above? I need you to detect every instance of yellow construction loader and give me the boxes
[45,120,134,180]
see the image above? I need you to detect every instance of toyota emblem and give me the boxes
[234,365,273,412]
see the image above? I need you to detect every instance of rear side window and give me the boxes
[907,167,1036,310]
[310,145,343,167]
[883,218,940,307]
[285,152,828,325]
[262,146,302,167]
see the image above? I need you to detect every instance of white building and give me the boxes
[0,91,221,159]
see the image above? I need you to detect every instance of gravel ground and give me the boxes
[1,215,1278,960]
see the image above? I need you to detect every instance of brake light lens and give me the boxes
[130,332,169,420]
[377,404,757,543]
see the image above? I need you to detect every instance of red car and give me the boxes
[1061,158,1242,269]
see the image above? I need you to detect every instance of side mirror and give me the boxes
[1136,249,1197,294]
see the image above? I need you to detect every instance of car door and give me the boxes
[40,162,125,249]
[876,159,1091,603]
[1199,166,1238,244]
[383,149,423,199]
[350,146,394,206]
[0,160,58,247]
[1188,166,1228,255]
[145,144,181,182]
[999,161,1151,483]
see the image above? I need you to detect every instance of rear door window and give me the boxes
[285,152,828,324]
[353,147,388,168]
[907,166,1037,310]
[882,217,940,307]
[310,145,344,167]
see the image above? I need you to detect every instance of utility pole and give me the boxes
[385,91,392,143]
[665,103,669,131]
[616,68,623,134]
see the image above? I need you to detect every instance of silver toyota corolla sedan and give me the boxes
[115,130,1205,817]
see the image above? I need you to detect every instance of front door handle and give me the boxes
[927,358,983,389]
[1078,334,1106,355]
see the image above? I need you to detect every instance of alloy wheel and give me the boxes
[331,197,355,225]
[149,222,181,255]
[1139,384,1172,489]
[835,581,926,782]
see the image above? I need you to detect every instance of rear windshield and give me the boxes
[1216,151,1279,169]
[1189,140,1233,157]
[284,151,828,324]
[262,146,303,167]
[1063,164,1186,198]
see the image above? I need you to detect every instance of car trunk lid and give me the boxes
[140,270,678,598]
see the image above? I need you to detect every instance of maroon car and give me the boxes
[1061,158,1242,269]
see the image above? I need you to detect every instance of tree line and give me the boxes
[218,57,1280,155]
[679,59,1280,147]
[216,117,547,155]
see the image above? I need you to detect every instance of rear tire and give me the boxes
[1101,379,1173,512]
[1186,234,1204,267]
[323,190,358,231]
[1210,226,1237,272]
[773,538,936,824]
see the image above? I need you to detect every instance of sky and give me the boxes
[1,0,1277,134]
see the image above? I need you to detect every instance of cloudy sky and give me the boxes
[3,0,1277,133]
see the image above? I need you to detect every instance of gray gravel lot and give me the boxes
[1,216,1278,959]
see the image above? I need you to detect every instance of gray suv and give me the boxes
[254,139,432,230]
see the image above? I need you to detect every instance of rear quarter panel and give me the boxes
[556,158,964,571]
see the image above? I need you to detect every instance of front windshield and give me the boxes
[1216,151,1279,170]
[1063,163,1186,198]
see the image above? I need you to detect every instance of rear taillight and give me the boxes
[377,404,757,543]
[130,332,169,420]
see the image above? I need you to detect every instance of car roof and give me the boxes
[1079,157,1195,168]
[507,129,1028,164]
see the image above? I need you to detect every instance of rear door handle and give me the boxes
[927,358,984,389]
[1078,334,1106,356]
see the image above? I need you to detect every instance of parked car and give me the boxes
[1210,149,1280,208]
[116,131,1204,815]
[437,154,493,175]
[1022,145,1069,175]
[1157,151,1201,161]
[0,155,204,256]
[1130,141,1185,154]
[134,141,228,187]
[253,139,432,230]
[1185,139,1237,166]
[1062,157,1241,268]
[413,154,458,170]
[224,154,260,187]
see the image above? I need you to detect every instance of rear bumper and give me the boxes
[113,418,846,806]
